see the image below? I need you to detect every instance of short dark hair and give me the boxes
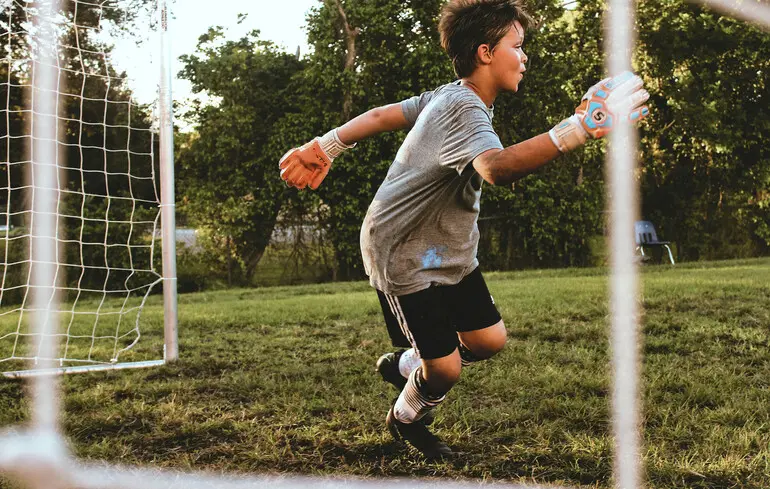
[439,0,534,78]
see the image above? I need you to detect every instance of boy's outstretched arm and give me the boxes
[337,103,411,144]
[473,71,650,187]
[473,133,560,186]
[279,103,409,190]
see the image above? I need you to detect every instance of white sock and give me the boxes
[393,367,445,424]
[398,348,421,379]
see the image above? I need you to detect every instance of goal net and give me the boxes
[0,0,177,378]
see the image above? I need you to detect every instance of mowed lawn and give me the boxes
[1,258,769,488]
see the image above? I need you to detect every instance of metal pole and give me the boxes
[606,0,643,488]
[2,360,167,379]
[158,0,178,361]
[30,0,62,435]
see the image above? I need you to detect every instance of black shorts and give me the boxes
[376,267,502,360]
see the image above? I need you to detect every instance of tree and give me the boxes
[0,1,159,301]
[176,0,769,285]
[636,0,770,259]
[292,0,616,274]
[177,27,304,285]
[480,0,608,268]
[284,0,453,280]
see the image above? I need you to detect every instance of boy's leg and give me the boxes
[448,267,507,366]
[374,290,421,391]
[386,351,461,460]
[378,288,461,459]
[373,290,436,425]
[379,288,461,398]
[393,350,462,422]
[458,319,507,364]
[377,268,504,394]
[390,267,503,460]
[376,268,504,459]
[375,348,420,391]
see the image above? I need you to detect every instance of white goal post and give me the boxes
[0,0,177,378]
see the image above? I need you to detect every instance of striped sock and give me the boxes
[393,366,446,424]
[398,348,421,378]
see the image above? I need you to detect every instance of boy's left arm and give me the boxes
[280,103,409,190]
[473,133,561,186]
[474,71,650,186]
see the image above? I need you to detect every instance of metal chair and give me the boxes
[634,220,675,265]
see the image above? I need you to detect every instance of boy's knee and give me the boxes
[422,356,462,392]
[469,338,506,360]
[432,369,461,390]
[460,319,507,360]
[483,321,507,357]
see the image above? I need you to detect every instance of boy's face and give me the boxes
[489,21,527,93]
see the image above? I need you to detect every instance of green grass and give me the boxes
[1,258,769,488]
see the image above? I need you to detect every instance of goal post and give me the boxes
[0,0,178,378]
[158,0,178,365]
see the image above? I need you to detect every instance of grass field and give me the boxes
[1,258,769,488]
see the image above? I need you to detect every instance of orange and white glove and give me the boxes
[549,71,650,153]
[278,129,355,190]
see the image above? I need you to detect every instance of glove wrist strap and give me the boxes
[318,128,356,160]
[549,115,588,153]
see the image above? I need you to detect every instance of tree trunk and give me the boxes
[330,0,359,120]
[226,236,234,287]
[326,0,359,282]
[244,248,266,283]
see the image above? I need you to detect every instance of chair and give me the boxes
[635,220,675,264]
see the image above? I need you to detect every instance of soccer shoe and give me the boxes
[376,352,435,425]
[386,405,454,461]
[376,351,408,391]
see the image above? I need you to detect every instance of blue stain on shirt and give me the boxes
[421,246,447,269]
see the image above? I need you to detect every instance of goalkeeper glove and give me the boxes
[549,71,650,153]
[279,129,355,190]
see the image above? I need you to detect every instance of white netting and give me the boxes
[0,0,163,375]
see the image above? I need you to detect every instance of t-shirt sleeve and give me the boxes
[400,90,435,127]
[440,101,504,175]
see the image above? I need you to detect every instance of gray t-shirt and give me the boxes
[359,82,504,295]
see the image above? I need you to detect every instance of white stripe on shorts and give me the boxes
[384,293,420,357]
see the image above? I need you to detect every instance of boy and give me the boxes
[279,0,649,460]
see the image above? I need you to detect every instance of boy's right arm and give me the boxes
[279,103,409,190]
[337,103,411,144]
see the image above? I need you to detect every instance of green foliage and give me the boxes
[480,153,605,268]
[484,0,770,266]
[286,0,455,280]
[176,30,305,285]
[0,228,30,306]
[176,243,228,293]
[0,2,160,304]
[636,0,770,260]
[482,0,607,267]
[178,0,770,282]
